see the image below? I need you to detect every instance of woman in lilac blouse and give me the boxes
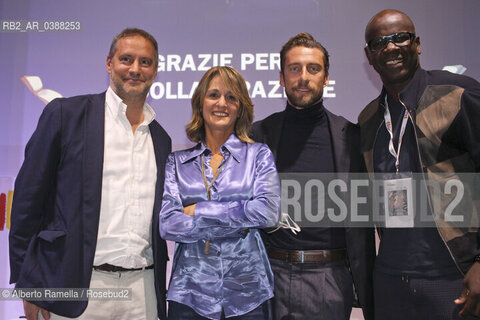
[160,66,281,319]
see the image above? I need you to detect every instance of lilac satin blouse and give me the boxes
[160,134,281,319]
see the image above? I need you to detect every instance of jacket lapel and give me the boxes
[150,122,169,217]
[83,93,106,247]
[325,109,350,172]
[265,112,285,162]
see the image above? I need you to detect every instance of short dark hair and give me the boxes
[280,32,330,75]
[108,28,158,67]
[186,66,254,144]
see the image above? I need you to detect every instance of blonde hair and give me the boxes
[186,66,254,143]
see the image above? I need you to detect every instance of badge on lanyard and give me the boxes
[384,177,414,228]
[382,96,414,228]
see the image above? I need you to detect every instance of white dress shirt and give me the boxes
[93,87,157,268]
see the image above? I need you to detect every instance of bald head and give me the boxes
[365,9,415,43]
[364,9,421,98]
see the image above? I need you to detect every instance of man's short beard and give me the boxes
[286,88,323,108]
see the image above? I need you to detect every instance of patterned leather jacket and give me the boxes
[358,67,480,274]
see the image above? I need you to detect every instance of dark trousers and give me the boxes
[374,270,478,320]
[168,300,270,320]
[269,259,353,320]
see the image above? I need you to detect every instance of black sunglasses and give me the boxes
[366,32,416,52]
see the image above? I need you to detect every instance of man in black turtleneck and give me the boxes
[251,32,375,320]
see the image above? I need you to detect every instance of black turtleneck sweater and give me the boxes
[268,101,346,250]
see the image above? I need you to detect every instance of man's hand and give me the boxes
[23,300,50,320]
[183,204,196,216]
[455,262,480,317]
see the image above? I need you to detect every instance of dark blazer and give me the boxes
[251,108,375,320]
[9,92,171,319]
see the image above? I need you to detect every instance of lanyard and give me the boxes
[201,153,226,201]
[200,153,226,254]
[383,96,410,173]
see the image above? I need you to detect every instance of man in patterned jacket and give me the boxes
[358,9,480,320]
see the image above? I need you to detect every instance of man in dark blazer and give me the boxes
[251,33,375,320]
[9,28,171,320]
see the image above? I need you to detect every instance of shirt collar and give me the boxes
[285,100,325,113]
[180,133,245,164]
[379,66,427,113]
[398,66,427,111]
[284,100,326,124]
[105,86,156,126]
